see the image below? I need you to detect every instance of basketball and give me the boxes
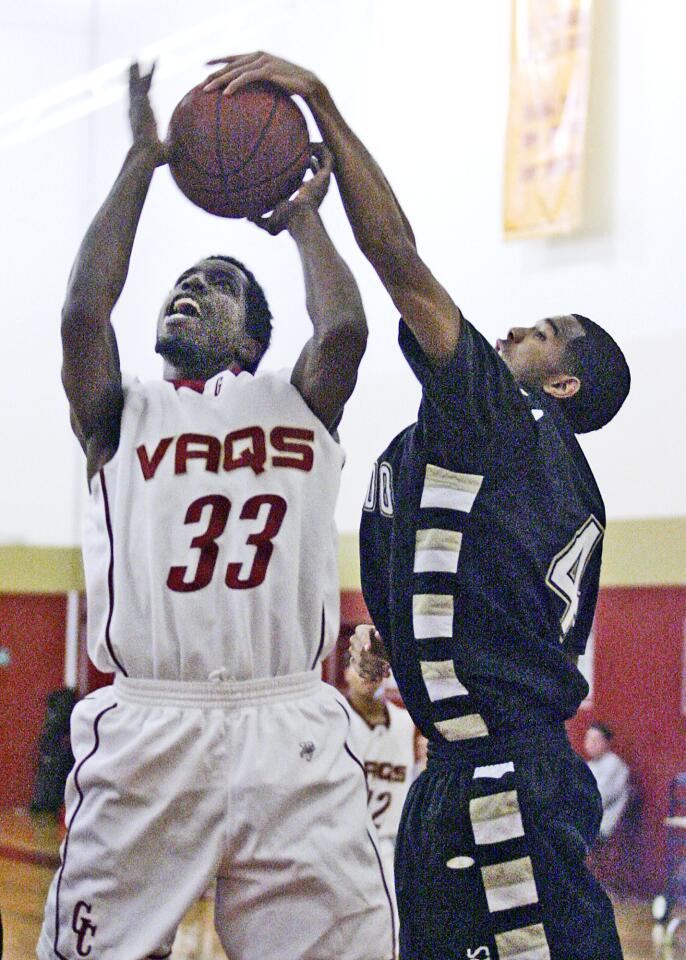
[167,81,310,219]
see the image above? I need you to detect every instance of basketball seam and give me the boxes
[171,129,307,185]
[172,143,310,197]
[214,88,283,179]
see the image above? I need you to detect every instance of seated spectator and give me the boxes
[584,721,630,840]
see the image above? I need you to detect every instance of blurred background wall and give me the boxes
[0,0,684,896]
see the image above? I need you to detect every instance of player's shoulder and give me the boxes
[386,700,415,731]
[374,424,416,467]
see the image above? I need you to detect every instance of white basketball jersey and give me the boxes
[83,368,343,682]
[347,701,416,839]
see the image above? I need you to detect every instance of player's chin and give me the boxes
[155,333,203,363]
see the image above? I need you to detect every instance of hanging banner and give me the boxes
[504,0,593,238]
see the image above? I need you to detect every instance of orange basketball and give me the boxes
[167,81,310,218]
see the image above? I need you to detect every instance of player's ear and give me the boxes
[542,374,581,400]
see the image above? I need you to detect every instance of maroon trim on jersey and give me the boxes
[99,470,128,676]
[171,379,206,393]
[171,366,242,393]
[54,702,118,960]
[310,606,326,670]
[335,699,396,957]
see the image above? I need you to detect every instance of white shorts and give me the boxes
[377,836,399,956]
[37,672,394,960]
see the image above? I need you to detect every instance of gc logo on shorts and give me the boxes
[71,900,98,957]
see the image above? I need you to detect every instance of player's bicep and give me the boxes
[291,322,366,431]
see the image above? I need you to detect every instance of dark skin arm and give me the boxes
[205,53,461,364]
[62,63,166,483]
[252,144,367,430]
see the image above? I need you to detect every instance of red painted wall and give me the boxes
[0,594,67,807]
[568,586,686,895]
[3,583,685,900]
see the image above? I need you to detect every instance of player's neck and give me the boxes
[348,690,388,727]
[161,352,245,382]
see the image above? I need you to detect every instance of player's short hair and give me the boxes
[590,721,614,741]
[559,315,631,433]
[208,254,273,372]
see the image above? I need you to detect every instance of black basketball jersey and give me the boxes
[360,319,605,743]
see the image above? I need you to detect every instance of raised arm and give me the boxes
[62,64,166,480]
[205,53,460,363]
[250,145,367,430]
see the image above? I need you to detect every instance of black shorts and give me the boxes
[395,723,623,960]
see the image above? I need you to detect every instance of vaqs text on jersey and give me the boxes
[136,425,316,481]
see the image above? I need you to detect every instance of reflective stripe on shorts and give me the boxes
[113,668,321,710]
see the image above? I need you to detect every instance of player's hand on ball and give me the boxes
[128,62,168,167]
[203,51,318,100]
[249,143,333,235]
[349,625,390,683]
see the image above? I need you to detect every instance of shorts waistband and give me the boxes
[113,668,321,709]
[427,720,570,767]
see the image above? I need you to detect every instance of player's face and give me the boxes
[156,258,255,376]
[584,726,610,760]
[495,315,585,388]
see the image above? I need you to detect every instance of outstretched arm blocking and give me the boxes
[62,64,167,480]
[205,53,461,364]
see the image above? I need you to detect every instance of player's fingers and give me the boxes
[248,212,274,233]
[354,624,376,653]
[348,633,362,657]
[129,62,141,85]
[221,68,270,97]
[348,632,367,661]
[250,203,288,235]
[204,53,266,90]
[205,67,263,95]
[206,52,263,66]
[203,69,230,88]
[310,143,333,177]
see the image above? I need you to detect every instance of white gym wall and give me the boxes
[0,0,684,546]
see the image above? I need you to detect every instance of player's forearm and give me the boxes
[288,205,367,355]
[304,82,417,270]
[303,81,461,362]
[63,144,158,328]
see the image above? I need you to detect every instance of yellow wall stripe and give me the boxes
[1,516,684,595]
[0,546,85,594]
[338,517,686,591]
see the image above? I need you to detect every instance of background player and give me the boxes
[38,63,393,960]
[584,721,631,840]
[205,53,631,960]
[344,655,417,953]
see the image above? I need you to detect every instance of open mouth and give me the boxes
[167,296,201,320]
